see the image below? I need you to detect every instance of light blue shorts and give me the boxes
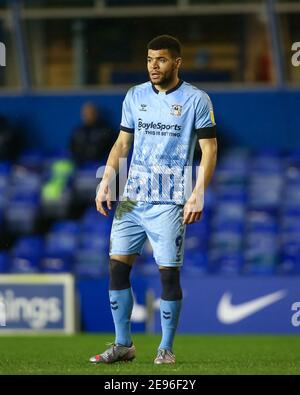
[109,200,186,267]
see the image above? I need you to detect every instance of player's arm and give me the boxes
[96,131,133,216]
[183,137,217,225]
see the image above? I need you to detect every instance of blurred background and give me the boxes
[0,0,300,334]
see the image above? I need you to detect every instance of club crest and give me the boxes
[171,104,182,116]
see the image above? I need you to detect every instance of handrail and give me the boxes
[0,3,299,20]
[20,4,265,19]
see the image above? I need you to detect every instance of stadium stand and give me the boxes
[1,147,300,278]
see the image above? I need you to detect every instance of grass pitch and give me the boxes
[0,334,299,375]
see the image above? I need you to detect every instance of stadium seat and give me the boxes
[51,220,80,235]
[0,251,10,273]
[40,253,73,273]
[3,149,300,279]
[74,248,109,277]
[17,150,43,172]
[208,251,244,275]
[11,236,44,273]
[73,161,104,204]
[244,231,278,275]
[5,194,40,234]
[183,251,208,275]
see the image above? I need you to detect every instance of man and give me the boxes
[70,102,114,164]
[90,35,217,365]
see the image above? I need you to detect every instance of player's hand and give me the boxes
[183,192,203,225]
[95,181,112,217]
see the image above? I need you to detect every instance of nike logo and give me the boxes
[217,290,287,324]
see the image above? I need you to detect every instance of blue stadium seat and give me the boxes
[41,187,72,219]
[73,161,105,204]
[183,251,208,275]
[80,206,113,232]
[51,220,80,235]
[278,250,300,275]
[0,252,10,273]
[208,251,244,275]
[214,154,248,187]
[10,165,41,192]
[216,185,247,204]
[0,161,11,175]
[40,253,73,273]
[12,236,44,255]
[74,248,108,277]
[279,219,300,274]
[250,151,282,173]
[17,150,43,172]
[45,231,77,255]
[4,149,300,279]
[0,187,7,211]
[246,211,278,233]
[11,257,40,273]
[79,232,109,251]
[282,185,300,210]
[5,194,40,234]
[11,236,44,273]
[248,173,282,212]
[243,231,278,275]
[185,232,208,252]
[42,221,77,273]
[0,161,10,190]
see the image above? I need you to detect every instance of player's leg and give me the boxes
[108,201,146,352]
[143,203,185,364]
[90,255,137,364]
[89,253,138,364]
[90,201,146,364]
[155,265,182,364]
[108,254,136,348]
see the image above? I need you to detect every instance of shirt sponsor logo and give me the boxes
[137,118,182,132]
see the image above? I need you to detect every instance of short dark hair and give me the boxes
[147,35,181,58]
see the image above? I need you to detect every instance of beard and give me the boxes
[149,66,176,87]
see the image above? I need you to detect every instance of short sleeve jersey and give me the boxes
[120,80,216,204]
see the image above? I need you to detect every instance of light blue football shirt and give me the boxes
[120,80,216,204]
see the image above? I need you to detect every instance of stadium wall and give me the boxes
[77,275,300,334]
[1,89,299,152]
[0,274,299,333]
